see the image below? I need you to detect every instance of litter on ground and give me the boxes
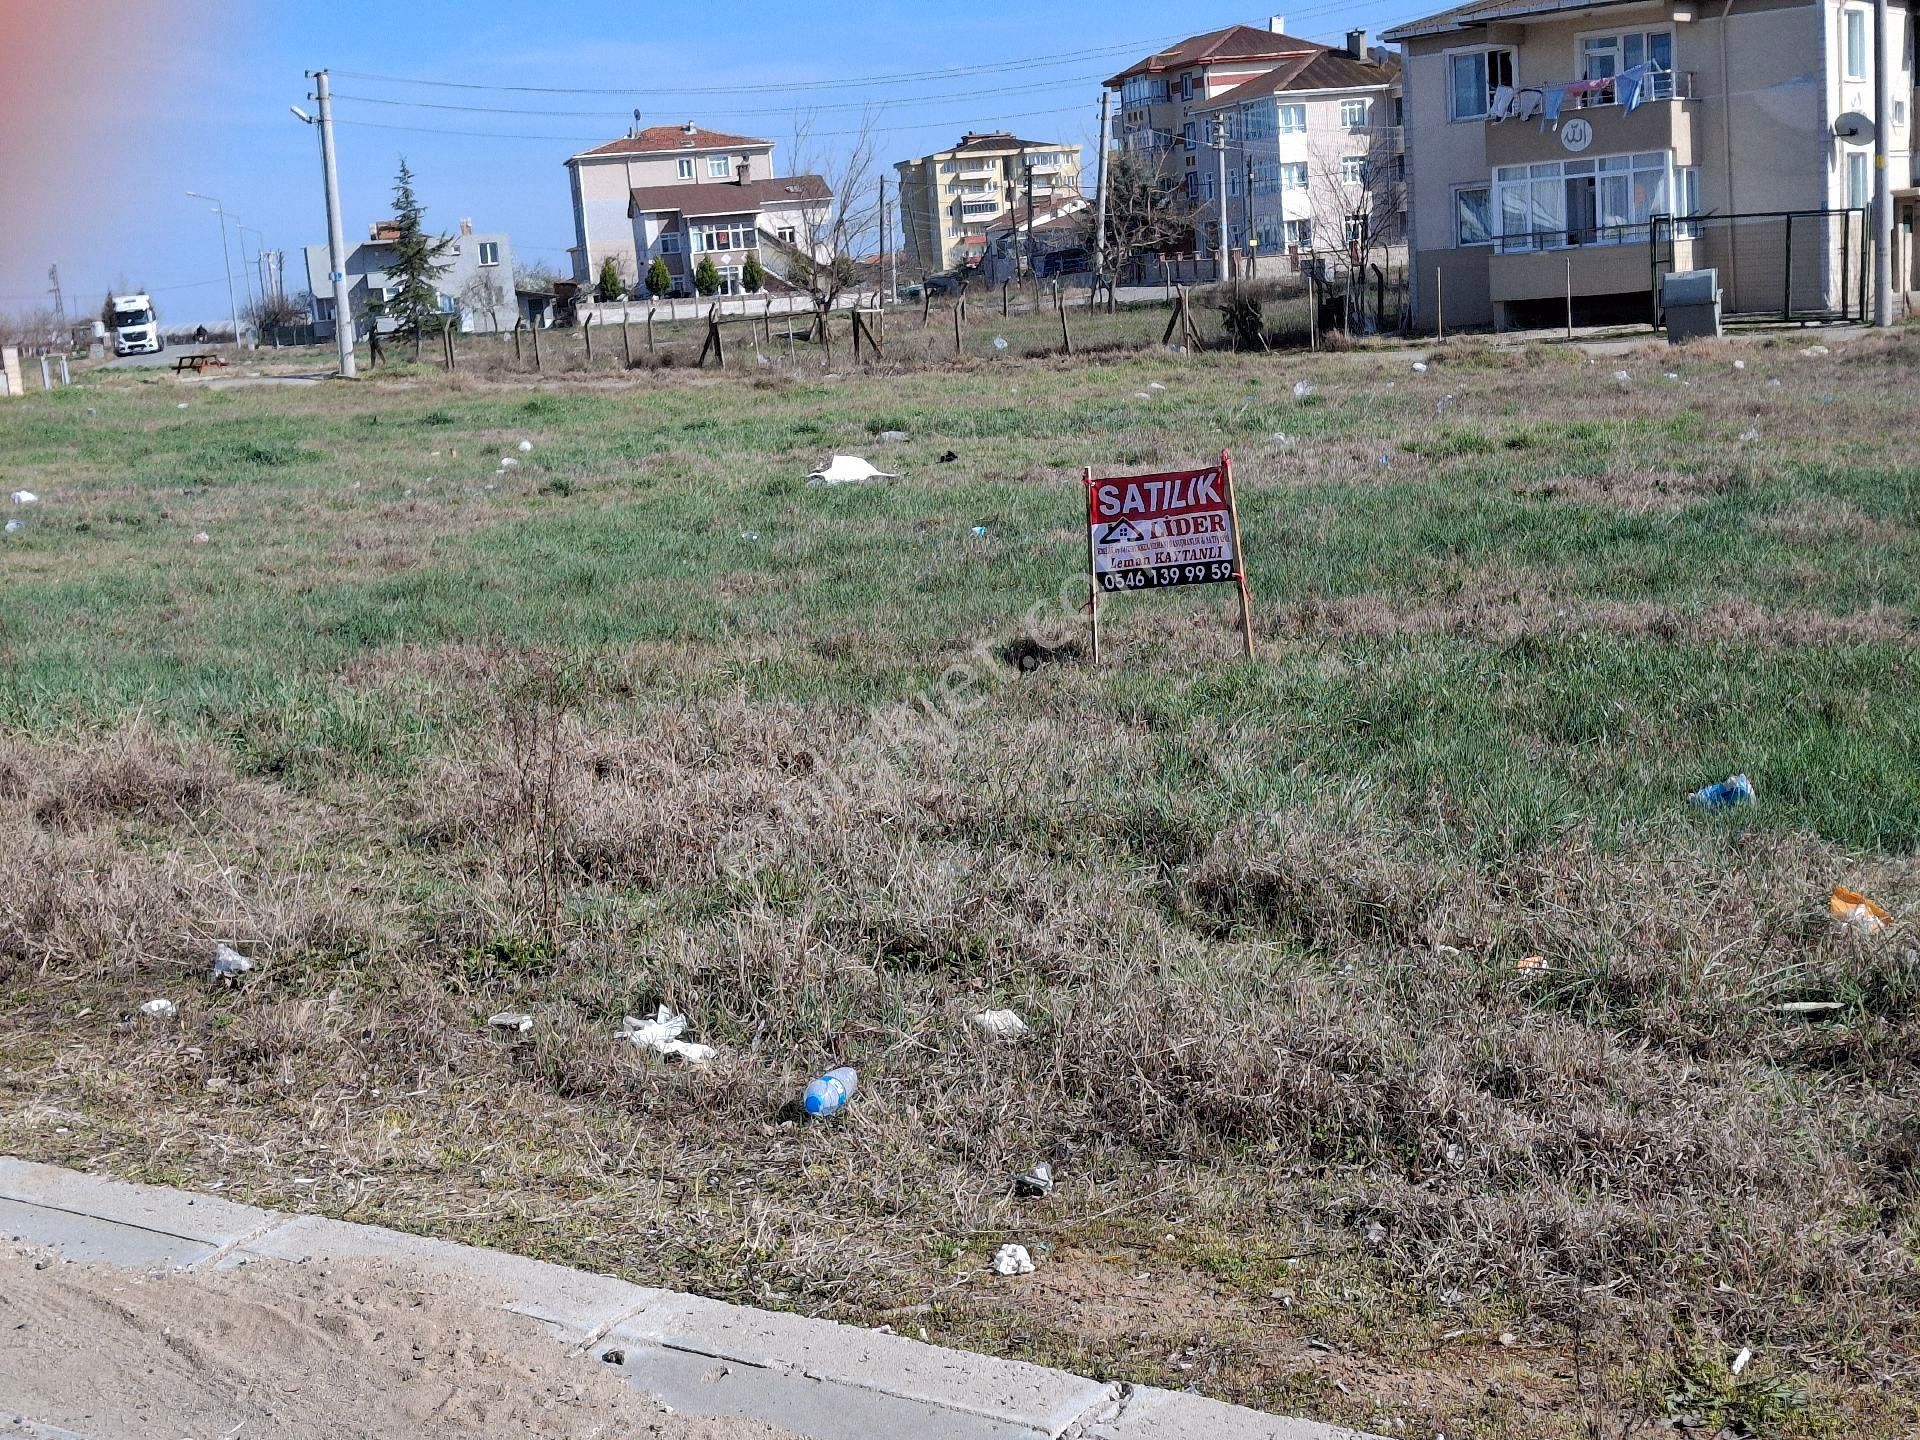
[1292,380,1315,399]
[1015,1162,1054,1196]
[1515,955,1548,972]
[140,999,177,1019]
[971,1009,1030,1041]
[992,1244,1036,1276]
[517,440,533,452]
[1831,885,1890,936]
[1613,370,1631,383]
[616,1006,716,1064]
[877,430,908,442]
[1689,774,1755,811]
[10,491,37,505]
[489,1011,534,1033]
[210,944,253,984]
[807,455,895,485]
[1412,362,1428,373]
[4,519,22,534]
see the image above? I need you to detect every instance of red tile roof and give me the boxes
[627,175,831,219]
[1106,24,1325,86]
[1197,51,1400,107]
[949,131,1077,155]
[572,125,771,160]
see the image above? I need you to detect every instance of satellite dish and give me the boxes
[1834,110,1874,141]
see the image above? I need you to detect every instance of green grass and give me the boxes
[2,325,1918,1439]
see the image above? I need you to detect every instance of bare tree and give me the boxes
[460,268,511,332]
[1303,123,1405,328]
[1086,149,1201,284]
[777,112,882,335]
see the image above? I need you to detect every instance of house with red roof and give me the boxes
[565,123,829,298]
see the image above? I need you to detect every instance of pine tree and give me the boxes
[694,256,721,296]
[741,253,765,295]
[383,159,455,339]
[646,257,672,298]
[596,256,625,302]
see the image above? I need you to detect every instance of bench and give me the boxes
[172,352,228,374]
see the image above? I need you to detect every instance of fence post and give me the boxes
[512,319,523,364]
[646,308,656,353]
[1782,215,1793,321]
[1060,300,1073,357]
[1566,256,1574,340]
[584,312,596,364]
[1435,267,1445,341]
[1002,282,1010,316]
[621,305,633,368]
[531,319,543,372]
[952,300,963,358]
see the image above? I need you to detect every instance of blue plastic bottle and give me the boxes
[1689,774,1755,811]
[803,1067,859,1118]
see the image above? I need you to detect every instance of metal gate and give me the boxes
[1651,209,1867,325]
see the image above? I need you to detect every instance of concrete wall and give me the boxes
[0,346,21,398]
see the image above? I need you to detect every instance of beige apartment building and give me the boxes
[894,132,1084,274]
[1385,0,1915,330]
[566,124,827,296]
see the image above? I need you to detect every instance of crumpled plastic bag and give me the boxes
[992,1244,1035,1276]
[617,1006,716,1064]
[1831,885,1890,936]
[970,1009,1030,1042]
[807,455,895,486]
[210,943,253,984]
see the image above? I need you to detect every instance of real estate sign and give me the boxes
[1081,451,1254,660]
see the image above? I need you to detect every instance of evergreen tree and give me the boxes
[694,256,721,296]
[646,257,672,298]
[382,159,455,338]
[596,256,626,302]
[741,253,765,295]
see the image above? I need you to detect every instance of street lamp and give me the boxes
[185,190,244,350]
[292,73,358,378]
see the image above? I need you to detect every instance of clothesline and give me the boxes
[1489,61,1668,131]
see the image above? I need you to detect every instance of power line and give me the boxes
[328,32,1192,97]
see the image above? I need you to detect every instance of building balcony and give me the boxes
[1485,75,1697,169]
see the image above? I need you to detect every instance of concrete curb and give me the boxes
[0,1157,1380,1440]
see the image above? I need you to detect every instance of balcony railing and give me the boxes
[1490,68,1694,122]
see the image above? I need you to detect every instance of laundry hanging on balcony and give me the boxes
[1616,62,1659,113]
[1538,85,1570,129]
[1510,87,1545,121]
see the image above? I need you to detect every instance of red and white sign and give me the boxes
[1085,460,1241,592]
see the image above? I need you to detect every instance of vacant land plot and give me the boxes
[2,329,1917,1439]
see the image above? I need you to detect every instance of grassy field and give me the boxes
[2,322,1917,1438]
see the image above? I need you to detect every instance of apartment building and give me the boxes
[894,133,1084,274]
[1191,37,1403,269]
[1107,19,1326,167]
[1385,0,1914,330]
[566,124,827,296]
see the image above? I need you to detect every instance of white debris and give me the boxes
[1411,361,1428,373]
[1733,360,1747,371]
[1148,382,1166,391]
[3,519,22,534]
[617,1006,716,1065]
[191,532,210,545]
[498,457,518,469]
[877,430,909,442]
[991,1244,1036,1276]
[1804,345,1830,357]
[210,943,253,983]
[1270,433,1295,448]
[518,440,534,452]
[1292,380,1315,399]
[1364,1221,1390,1246]
[140,999,177,1019]
[1134,391,1153,400]
[489,1011,534,1033]
[176,402,189,409]
[807,455,896,485]
[1612,370,1631,383]
[970,1009,1030,1042]
[1731,1347,1753,1376]
[10,490,37,505]
[1664,372,1680,381]
[1738,428,1760,443]
[993,336,1009,351]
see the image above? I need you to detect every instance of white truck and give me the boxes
[109,294,162,356]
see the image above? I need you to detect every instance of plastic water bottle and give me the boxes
[1689,774,1755,811]
[803,1067,858,1118]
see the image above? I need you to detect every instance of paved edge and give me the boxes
[0,1157,1382,1440]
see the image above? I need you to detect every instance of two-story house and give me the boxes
[1191,35,1404,271]
[302,218,515,336]
[566,124,828,296]
[894,133,1084,275]
[1385,0,1914,330]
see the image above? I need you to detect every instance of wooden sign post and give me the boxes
[1083,450,1255,663]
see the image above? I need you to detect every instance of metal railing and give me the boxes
[1492,221,1656,254]
[1490,68,1695,121]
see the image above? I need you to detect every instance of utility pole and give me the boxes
[1093,90,1113,291]
[1244,154,1257,279]
[1021,145,1035,284]
[1873,0,1893,326]
[1213,117,1230,283]
[47,266,65,332]
[302,69,358,376]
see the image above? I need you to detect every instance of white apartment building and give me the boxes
[1385,0,1915,329]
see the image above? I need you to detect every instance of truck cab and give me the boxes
[110,295,162,356]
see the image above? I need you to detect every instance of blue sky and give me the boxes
[0,1,1418,324]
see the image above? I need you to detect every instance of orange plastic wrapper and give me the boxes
[1831,886,1890,935]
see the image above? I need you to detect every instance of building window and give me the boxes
[477,240,500,267]
[1181,74,1194,101]
[1455,185,1493,245]
[1342,155,1370,184]
[1847,148,1870,208]
[1228,169,1242,198]
[692,221,756,252]
[1581,31,1673,84]
[1185,172,1199,201]
[776,226,796,244]
[1284,218,1312,247]
[1183,122,1197,151]
[1252,159,1282,194]
[1279,103,1307,134]
[961,199,999,217]
[1244,103,1276,141]
[1281,162,1309,191]
[437,293,458,314]
[718,264,744,294]
[1492,149,1670,252]
[676,158,694,180]
[1449,48,1515,120]
[707,156,733,178]
[1845,8,1868,81]
[1201,174,1215,200]
[1344,216,1366,245]
[659,232,683,255]
[1340,98,1368,129]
